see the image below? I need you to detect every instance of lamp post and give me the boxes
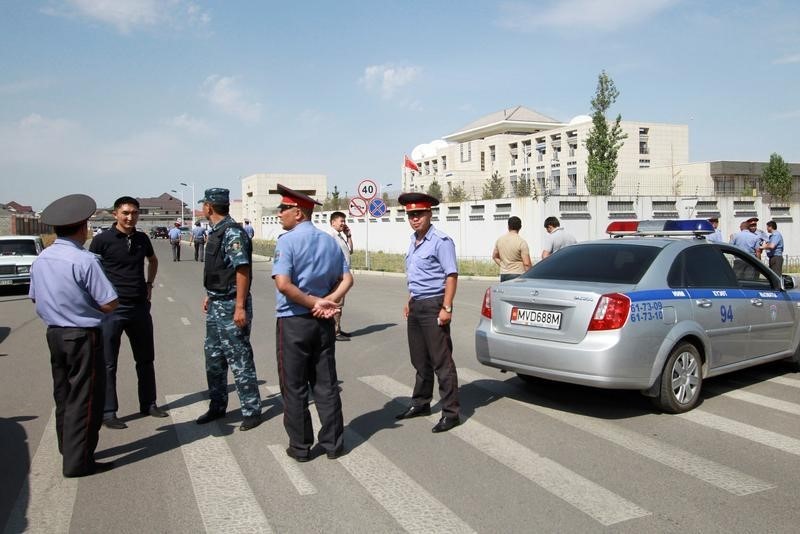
[170,189,184,225]
[180,181,195,227]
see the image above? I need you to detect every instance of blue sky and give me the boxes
[2,0,799,210]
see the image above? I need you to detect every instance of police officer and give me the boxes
[190,220,207,262]
[706,217,724,243]
[272,184,352,462]
[29,194,119,477]
[396,192,461,433]
[196,188,262,431]
[730,217,763,256]
[168,221,182,261]
[764,220,785,275]
[90,196,167,429]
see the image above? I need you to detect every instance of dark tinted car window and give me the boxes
[524,243,661,284]
[668,245,738,287]
[0,240,38,256]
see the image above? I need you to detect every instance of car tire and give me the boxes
[653,342,703,414]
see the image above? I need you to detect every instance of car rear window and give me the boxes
[524,243,661,284]
[0,240,38,256]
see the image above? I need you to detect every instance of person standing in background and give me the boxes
[763,220,784,275]
[190,220,207,262]
[706,217,724,243]
[492,216,532,281]
[243,219,255,239]
[325,211,354,339]
[541,216,577,259]
[168,222,182,261]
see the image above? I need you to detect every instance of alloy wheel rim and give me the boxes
[671,351,700,404]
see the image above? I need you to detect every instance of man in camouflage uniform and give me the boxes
[195,188,262,431]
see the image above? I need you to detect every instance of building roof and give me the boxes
[2,201,34,213]
[444,106,564,142]
[137,192,183,211]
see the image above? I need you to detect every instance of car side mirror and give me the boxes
[782,274,794,290]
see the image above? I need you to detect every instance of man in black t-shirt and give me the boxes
[89,196,167,429]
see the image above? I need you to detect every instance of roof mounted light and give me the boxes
[606,219,715,238]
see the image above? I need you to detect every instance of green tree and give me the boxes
[482,171,506,199]
[761,152,793,200]
[323,185,343,211]
[427,179,443,201]
[447,182,468,202]
[584,70,628,195]
[513,178,532,197]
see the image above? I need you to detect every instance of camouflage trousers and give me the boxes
[204,297,261,417]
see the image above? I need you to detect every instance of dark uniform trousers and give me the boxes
[194,241,205,261]
[46,327,105,477]
[101,300,157,416]
[407,296,460,418]
[276,314,343,457]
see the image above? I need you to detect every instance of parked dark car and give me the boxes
[150,226,169,239]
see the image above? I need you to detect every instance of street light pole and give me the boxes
[170,189,184,225]
[180,181,195,227]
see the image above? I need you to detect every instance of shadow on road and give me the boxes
[346,323,397,337]
[0,415,36,533]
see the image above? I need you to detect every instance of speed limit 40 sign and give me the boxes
[357,179,378,201]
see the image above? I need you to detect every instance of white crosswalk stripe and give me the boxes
[716,389,800,416]
[766,376,800,389]
[678,409,800,456]
[264,386,475,533]
[457,368,774,496]
[3,410,77,534]
[359,375,651,526]
[266,444,317,496]
[165,395,273,534]
[180,317,191,326]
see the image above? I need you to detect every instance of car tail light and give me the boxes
[587,293,630,331]
[480,288,492,319]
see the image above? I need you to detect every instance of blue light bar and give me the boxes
[606,219,714,238]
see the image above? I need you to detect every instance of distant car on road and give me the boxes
[475,219,800,413]
[0,235,44,287]
[150,226,169,239]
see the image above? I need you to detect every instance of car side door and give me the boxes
[668,244,750,369]
[719,247,796,359]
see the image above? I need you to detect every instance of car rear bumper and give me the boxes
[475,317,658,389]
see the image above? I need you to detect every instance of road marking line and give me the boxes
[679,410,800,456]
[180,317,191,326]
[717,389,800,416]
[265,386,475,533]
[4,410,77,534]
[167,296,175,302]
[458,368,773,496]
[165,394,273,534]
[766,376,800,389]
[359,376,650,526]
[266,444,317,496]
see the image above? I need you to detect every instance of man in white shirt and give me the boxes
[325,211,353,340]
[541,216,577,259]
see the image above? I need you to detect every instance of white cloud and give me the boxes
[44,0,211,33]
[359,64,421,100]
[773,53,800,65]
[162,113,213,135]
[497,0,678,32]
[201,75,262,123]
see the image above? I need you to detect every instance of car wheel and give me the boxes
[653,342,703,414]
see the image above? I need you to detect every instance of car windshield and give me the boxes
[0,240,38,256]
[523,243,661,284]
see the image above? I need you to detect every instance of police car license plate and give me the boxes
[511,307,561,329]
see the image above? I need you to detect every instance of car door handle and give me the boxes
[750,298,763,307]
[695,299,713,308]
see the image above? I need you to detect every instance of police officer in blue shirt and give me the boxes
[764,220,785,275]
[196,188,263,431]
[272,184,352,462]
[706,217,724,243]
[29,194,119,477]
[396,192,461,433]
[730,217,763,256]
[168,222,182,261]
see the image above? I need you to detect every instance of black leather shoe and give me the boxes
[65,461,115,478]
[326,448,344,460]
[196,408,226,425]
[395,404,431,420]
[335,334,350,342]
[431,416,460,433]
[142,404,168,418]
[239,415,262,431]
[103,417,127,430]
[285,447,309,463]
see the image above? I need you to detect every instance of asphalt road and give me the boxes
[2,239,799,533]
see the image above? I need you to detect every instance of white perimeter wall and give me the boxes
[259,195,797,260]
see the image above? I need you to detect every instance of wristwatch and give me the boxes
[442,305,453,313]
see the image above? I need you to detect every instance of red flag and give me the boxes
[404,155,420,173]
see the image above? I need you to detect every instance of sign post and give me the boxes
[356,179,379,270]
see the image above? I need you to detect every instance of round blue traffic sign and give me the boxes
[368,198,387,218]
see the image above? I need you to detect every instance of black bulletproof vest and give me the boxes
[203,220,252,293]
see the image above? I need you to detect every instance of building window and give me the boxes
[460,142,472,163]
[441,156,447,170]
[639,159,650,168]
[489,145,495,163]
[550,169,561,195]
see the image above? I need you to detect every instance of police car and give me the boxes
[475,219,800,413]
